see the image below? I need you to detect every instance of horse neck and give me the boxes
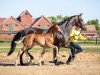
[59,18,75,36]
[46,29,57,39]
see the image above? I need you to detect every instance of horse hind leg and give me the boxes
[15,46,27,66]
[26,46,34,64]
[25,51,33,65]
[15,50,23,66]
[20,46,34,65]
[20,51,24,65]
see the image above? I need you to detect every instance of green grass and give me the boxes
[0,47,100,53]
[0,40,100,53]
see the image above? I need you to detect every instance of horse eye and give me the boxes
[81,19,83,21]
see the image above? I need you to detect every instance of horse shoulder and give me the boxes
[45,33,54,44]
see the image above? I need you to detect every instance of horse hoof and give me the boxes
[66,62,70,65]
[41,61,44,65]
[55,62,60,66]
[15,64,18,66]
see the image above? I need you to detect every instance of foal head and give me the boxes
[47,23,62,34]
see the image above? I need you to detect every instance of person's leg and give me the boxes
[73,43,83,54]
[69,42,83,59]
[66,42,83,65]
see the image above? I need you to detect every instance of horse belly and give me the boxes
[35,37,46,46]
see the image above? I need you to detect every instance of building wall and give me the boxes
[0,17,24,32]
[33,17,51,29]
[0,34,14,40]
[20,13,33,28]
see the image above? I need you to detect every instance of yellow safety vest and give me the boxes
[69,29,87,42]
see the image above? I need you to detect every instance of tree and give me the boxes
[48,16,57,24]
[56,15,63,23]
[86,19,100,30]
[63,16,69,20]
[48,15,69,24]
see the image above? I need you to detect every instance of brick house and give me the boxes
[81,25,97,38]
[0,10,52,40]
[17,10,34,28]
[30,16,52,33]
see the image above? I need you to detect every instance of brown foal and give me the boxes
[15,24,62,66]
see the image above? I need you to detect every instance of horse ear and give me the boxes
[79,13,83,17]
[54,22,58,25]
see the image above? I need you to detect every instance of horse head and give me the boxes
[74,13,87,31]
[47,23,62,34]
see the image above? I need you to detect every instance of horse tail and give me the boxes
[7,39,17,56]
[7,31,23,56]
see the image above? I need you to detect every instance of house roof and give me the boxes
[0,18,6,24]
[18,10,32,17]
[0,16,25,28]
[30,16,52,29]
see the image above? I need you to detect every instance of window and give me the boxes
[38,25,40,26]
[41,24,46,29]
[15,24,18,26]
[9,24,14,32]
[25,12,28,15]
[47,25,50,26]
[5,24,8,26]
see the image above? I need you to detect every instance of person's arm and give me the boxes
[79,34,87,41]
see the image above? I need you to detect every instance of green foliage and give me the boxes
[48,15,69,24]
[48,16,57,24]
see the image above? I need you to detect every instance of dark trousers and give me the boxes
[69,42,83,56]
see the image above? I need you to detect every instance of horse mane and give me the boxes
[47,23,58,33]
[58,15,76,27]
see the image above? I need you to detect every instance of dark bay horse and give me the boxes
[15,24,62,66]
[8,14,87,65]
[53,14,87,65]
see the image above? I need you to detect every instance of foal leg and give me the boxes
[25,50,34,64]
[53,44,61,63]
[15,50,23,66]
[39,47,46,66]
[50,45,59,65]
[20,47,34,65]
[20,51,24,65]
[15,46,27,66]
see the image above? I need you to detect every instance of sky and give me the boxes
[0,0,100,22]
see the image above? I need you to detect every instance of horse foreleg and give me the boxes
[39,48,46,66]
[55,46,59,64]
[66,46,75,65]
[53,48,56,62]
[53,46,61,65]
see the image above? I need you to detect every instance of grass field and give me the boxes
[0,43,100,53]
[0,41,100,53]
